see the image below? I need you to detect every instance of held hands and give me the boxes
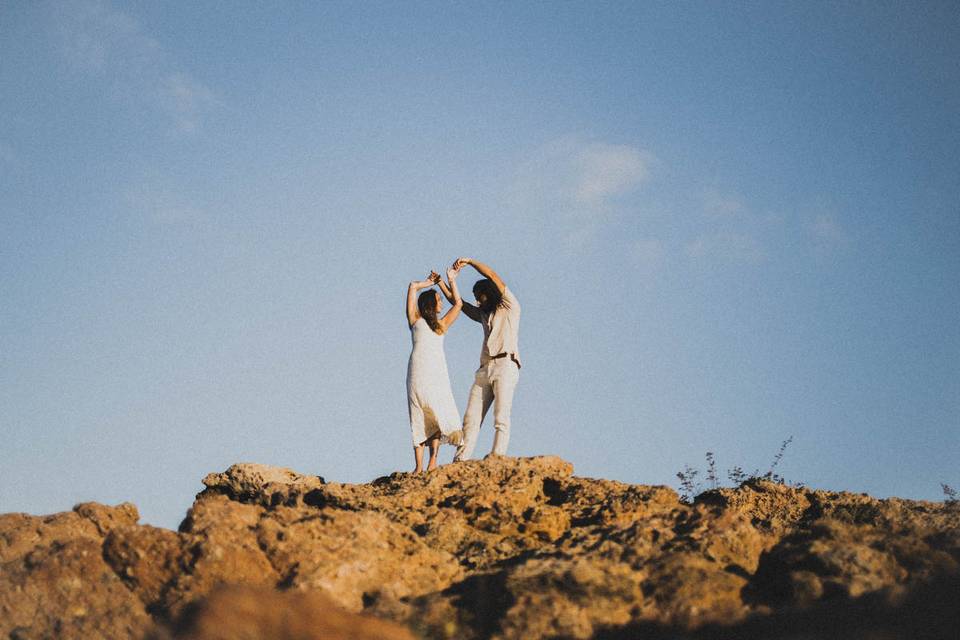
[415,262,467,289]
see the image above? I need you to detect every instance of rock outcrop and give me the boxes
[0,503,151,639]
[1,456,957,639]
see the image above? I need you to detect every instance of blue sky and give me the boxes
[1,1,958,529]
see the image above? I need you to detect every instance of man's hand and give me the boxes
[428,271,441,284]
[455,257,505,294]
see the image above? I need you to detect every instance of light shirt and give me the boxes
[479,286,521,368]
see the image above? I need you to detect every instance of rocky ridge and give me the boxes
[1,456,958,639]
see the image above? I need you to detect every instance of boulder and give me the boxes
[257,507,462,611]
[0,501,138,564]
[103,524,184,613]
[200,463,325,507]
[162,495,280,616]
[149,584,415,640]
[0,503,148,639]
[0,538,150,639]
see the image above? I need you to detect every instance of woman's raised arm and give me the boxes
[438,267,463,331]
[406,275,437,327]
[434,270,455,304]
[438,271,480,323]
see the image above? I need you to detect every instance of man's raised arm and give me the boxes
[454,257,506,294]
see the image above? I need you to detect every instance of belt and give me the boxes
[491,352,521,369]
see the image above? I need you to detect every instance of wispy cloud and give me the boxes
[125,179,205,227]
[632,237,666,276]
[808,213,848,250]
[574,143,654,206]
[163,72,219,133]
[53,0,158,73]
[511,136,656,217]
[508,136,657,252]
[0,142,17,165]
[703,189,745,216]
[52,0,218,133]
[686,232,766,265]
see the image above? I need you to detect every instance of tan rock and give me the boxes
[151,584,415,640]
[0,502,137,564]
[495,557,643,640]
[200,463,325,507]
[554,478,680,527]
[257,507,462,611]
[640,552,752,627]
[698,479,812,537]
[103,524,183,610]
[74,501,140,536]
[2,457,959,639]
[0,538,150,639]
[749,518,943,606]
[162,494,280,616]
[669,505,767,573]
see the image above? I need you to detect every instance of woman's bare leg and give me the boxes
[413,445,425,473]
[426,435,440,471]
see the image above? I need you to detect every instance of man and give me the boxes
[438,257,521,460]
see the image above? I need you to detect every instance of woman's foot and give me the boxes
[413,444,425,474]
[426,435,440,472]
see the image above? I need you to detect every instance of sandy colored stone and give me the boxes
[640,552,752,627]
[103,524,184,610]
[161,494,280,616]
[150,584,415,640]
[0,538,150,639]
[201,463,326,507]
[0,511,98,564]
[667,505,767,573]
[2,457,960,639]
[749,518,949,606]
[697,479,813,537]
[257,507,462,611]
[552,478,680,527]
[292,455,578,571]
[0,502,137,564]
[495,557,643,640]
[74,501,140,536]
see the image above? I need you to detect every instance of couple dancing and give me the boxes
[405,257,521,473]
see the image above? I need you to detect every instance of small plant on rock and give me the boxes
[727,465,748,485]
[705,451,719,490]
[676,465,701,503]
[675,436,799,503]
[942,483,958,505]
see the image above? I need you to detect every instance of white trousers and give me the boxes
[454,358,520,460]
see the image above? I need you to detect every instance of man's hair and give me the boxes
[472,279,503,314]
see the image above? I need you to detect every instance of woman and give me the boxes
[406,266,463,473]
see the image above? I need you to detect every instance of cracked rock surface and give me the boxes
[1,456,958,639]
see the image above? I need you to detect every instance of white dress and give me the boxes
[407,318,463,446]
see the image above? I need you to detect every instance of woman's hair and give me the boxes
[417,289,444,334]
[472,278,502,314]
